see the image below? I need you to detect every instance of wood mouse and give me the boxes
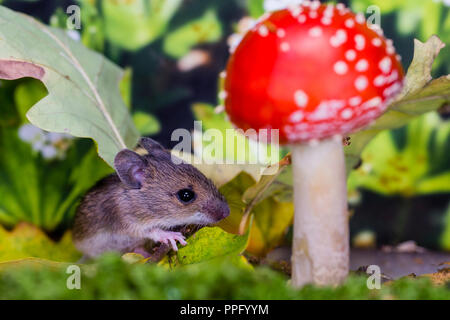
[72,137,230,260]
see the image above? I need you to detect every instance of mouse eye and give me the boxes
[177,189,196,203]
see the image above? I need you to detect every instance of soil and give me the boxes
[265,247,450,280]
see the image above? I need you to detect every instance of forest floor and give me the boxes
[265,245,450,280]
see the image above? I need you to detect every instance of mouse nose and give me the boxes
[203,200,230,221]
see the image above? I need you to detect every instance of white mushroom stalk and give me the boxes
[290,138,349,286]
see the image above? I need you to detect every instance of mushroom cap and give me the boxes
[224,2,405,144]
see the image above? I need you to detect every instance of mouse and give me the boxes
[72,137,230,260]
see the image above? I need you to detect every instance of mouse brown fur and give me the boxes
[72,138,229,259]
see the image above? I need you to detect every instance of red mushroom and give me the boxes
[224,2,404,286]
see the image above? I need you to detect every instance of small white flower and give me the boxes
[18,124,44,143]
[41,145,58,159]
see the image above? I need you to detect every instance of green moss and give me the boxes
[0,253,448,300]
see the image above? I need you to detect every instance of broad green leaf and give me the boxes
[246,0,265,18]
[0,6,139,167]
[102,0,182,51]
[0,223,81,263]
[219,170,294,257]
[348,112,450,196]
[350,0,403,14]
[132,111,161,136]
[163,9,222,58]
[119,68,133,109]
[242,154,292,206]
[175,224,251,265]
[246,198,293,256]
[218,172,257,233]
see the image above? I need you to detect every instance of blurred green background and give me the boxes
[0,0,448,252]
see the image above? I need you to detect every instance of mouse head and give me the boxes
[114,138,229,228]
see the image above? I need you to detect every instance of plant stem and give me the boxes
[290,138,349,287]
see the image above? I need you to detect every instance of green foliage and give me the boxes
[0,78,113,230]
[348,112,450,196]
[132,112,161,136]
[174,225,250,265]
[0,223,80,263]
[351,0,450,73]
[101,0,182,51]
[0,5,140,167]
[163,9,222,58]
[191,103,282,168]
[0,253,449,299]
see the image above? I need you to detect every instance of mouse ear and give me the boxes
[139,137,165,153]
[114,150,146,189]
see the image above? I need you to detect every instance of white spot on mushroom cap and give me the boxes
[349,96,362,106]
[383,81,402,98]
[290,110,304,122]
[309,11,318,18]
[334,61,348,75]
[289,5,303,17]
[372,38,382,47]
[374,75,386,87]
[361,96,382,109]
[280,42,290,52]
[354,34,366,51]
[307,100,346,121]
[355,75,368,91]
[336,3,346,11]
[277,28,286,38]
[311,0,321,10]
[341,108,354,120]
[355,59,369,72]
[298,14,307,23]
[379,56,392,74]
[321,16,332,25]
[345,18,355,28]
[309,26,323,37]
[294,90,309,107]
[345,49,357,61]
[330,29,348,47]
[355,13,365,24]
[219,71,227,78]
[258,25,269,37]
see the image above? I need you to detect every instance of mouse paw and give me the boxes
[149,230,187,251]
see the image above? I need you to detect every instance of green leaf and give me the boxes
[0,6,140,167]
[246,0,265,18]
[175,224,251,265]
[219,168,294,257]
[0,223,81,263]
[132,111,161,136]
[102,0,182,51]
[348,112,450,196]
[163,9,222,58]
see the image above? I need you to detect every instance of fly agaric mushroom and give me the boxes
[223,2,404,286]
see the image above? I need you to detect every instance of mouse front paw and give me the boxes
[149,229,187,251]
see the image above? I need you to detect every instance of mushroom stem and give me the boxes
[290,138,349,287]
